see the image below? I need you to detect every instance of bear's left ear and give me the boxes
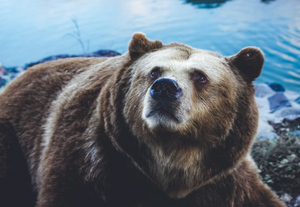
[226,47,264,82]
[128,33,163,60]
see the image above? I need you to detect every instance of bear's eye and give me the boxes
[149,67,160,80]
[192,72,207,84]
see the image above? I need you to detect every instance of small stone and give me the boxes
[280,193,292,202]
[288,154,297,161]
[254,83,275,98]
[295,196,300,207]
[268,83,285,92]
[0,77,6,87]
[268,93,291,113]
[280,159,288,164]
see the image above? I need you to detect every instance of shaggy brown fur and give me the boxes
[0,33,285,207]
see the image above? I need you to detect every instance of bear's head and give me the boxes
[102,33,264,198]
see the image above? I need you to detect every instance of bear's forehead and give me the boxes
[138,46,232,83]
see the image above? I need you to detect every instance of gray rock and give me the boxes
[255,83,275,98]
[268,92,291,113]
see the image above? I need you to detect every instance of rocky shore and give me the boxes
[1,50,299,207]
[253,82,300,207]
[0,50,121,90]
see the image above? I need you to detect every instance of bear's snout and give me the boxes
[150,78,182,103]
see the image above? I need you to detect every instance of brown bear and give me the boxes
[0,33,285,207]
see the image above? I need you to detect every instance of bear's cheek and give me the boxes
[123,88,147,128]
[189,89,237,143]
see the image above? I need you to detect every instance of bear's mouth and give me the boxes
[146,106,180,123]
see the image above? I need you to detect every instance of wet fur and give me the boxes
[0,33,285,206]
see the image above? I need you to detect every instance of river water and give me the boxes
[0,0,299,91]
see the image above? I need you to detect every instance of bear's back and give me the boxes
[0,57,108,119]
[0,57,108,176]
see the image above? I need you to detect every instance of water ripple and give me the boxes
[0,0,299,91]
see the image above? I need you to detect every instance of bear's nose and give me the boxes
[150,78,182,102]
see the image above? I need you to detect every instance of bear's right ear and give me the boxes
[226,47,264,82]
[128,33,163,60]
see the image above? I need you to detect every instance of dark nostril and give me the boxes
[151,80,163,93]
[166,81,180,95]
[150,78,182,101]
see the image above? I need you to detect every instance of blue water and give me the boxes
[0,0,299,91]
